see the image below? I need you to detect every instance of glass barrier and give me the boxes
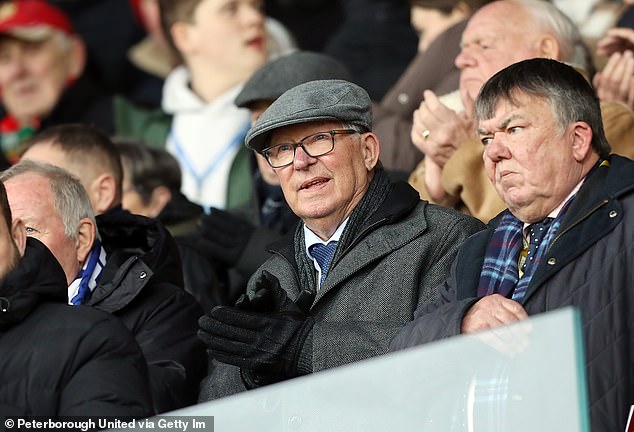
[145,307,590,432]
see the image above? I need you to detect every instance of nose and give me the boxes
[292,145,317,170]
[455,47,474,70]
[483,133,511,162]
[3,52,26,80]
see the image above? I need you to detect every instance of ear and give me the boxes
[10,218,26,257]
[537,34,560,60]
[67,36,86,81]
[570,121,594,162]
[89,173,117,215]
[170,20,195,56]
[360,132,381,171]
[147,186,172,218]
[75,218,96,263]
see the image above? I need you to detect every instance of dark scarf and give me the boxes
[294,168,392,293]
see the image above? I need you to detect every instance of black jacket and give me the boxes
[391,155,634,432]
[0,238,153,416]
[90,207,206,414]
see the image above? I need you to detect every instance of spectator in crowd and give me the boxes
[116,138,202,232]
[114,0,295,213]
[373,0,491,174]
[391,58,634,432]
[0,179,153,416]
[197,50,350,307]
[115,138,224,311]
[3,154,206,414]
[197,79,484,399]
[407,0,634,223]
[0,0,114,166]
[19,124,122,216]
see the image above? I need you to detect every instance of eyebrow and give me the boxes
[478,113,524,135]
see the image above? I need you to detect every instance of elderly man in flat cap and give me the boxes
[198,79,484,399]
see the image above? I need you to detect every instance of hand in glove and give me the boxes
[198,271,314,381]
[198,208,255,267]
[234,270,300,313]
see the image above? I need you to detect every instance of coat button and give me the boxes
[609,210,618,218]
[139,271,147,279]
[547,258,556,265]
[397,93,409,104]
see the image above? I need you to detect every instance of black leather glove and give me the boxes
[198,306,314,377]
[198,271,314,380]
[234,270,298,313]
[198,208,256,267]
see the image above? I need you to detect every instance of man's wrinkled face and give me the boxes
[0,34,77,122]
[271,121,378,237]
[4,173,81,284]
[479,93,583,222]
[454,2,544,104]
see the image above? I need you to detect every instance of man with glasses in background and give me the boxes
[198,79,484,399]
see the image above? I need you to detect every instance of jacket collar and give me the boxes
[88,206,183,311]
[523,156,632,301]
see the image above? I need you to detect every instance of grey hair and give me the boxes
[0,159,96,240]
[512,0,588,70]
[342,122,370,134]
[476,58,610,158]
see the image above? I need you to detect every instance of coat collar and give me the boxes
[0,238,67,329]
[524,155,634,301]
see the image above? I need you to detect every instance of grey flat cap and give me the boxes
[245,79,372,152]
[235,51,352,108]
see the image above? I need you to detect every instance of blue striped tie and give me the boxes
[309,241,338,286]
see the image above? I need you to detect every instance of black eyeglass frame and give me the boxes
[261,129,359,168]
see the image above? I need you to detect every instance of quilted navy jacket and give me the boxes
[391,155,634,432]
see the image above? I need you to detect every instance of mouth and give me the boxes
[246,35,265,51]
[299,177,329,191]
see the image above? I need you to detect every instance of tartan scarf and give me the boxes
[477,210,524,299]
[478,201,572,300]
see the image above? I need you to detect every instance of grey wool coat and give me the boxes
[199,181,485,400]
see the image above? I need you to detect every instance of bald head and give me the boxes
[455,0,584,104]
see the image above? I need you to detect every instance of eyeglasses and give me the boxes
[262,129,359,168]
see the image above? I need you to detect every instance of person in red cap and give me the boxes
[0,0,114,166]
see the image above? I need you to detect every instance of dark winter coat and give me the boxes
[391,155,634,432]
[0,238,153,416]
[91,207,206,414]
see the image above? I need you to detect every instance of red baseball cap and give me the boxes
[0,0,73,41]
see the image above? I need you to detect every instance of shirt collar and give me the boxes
[304,218,349,258]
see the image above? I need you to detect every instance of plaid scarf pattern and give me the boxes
[478,198,574,301]
[477,210,524,298]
